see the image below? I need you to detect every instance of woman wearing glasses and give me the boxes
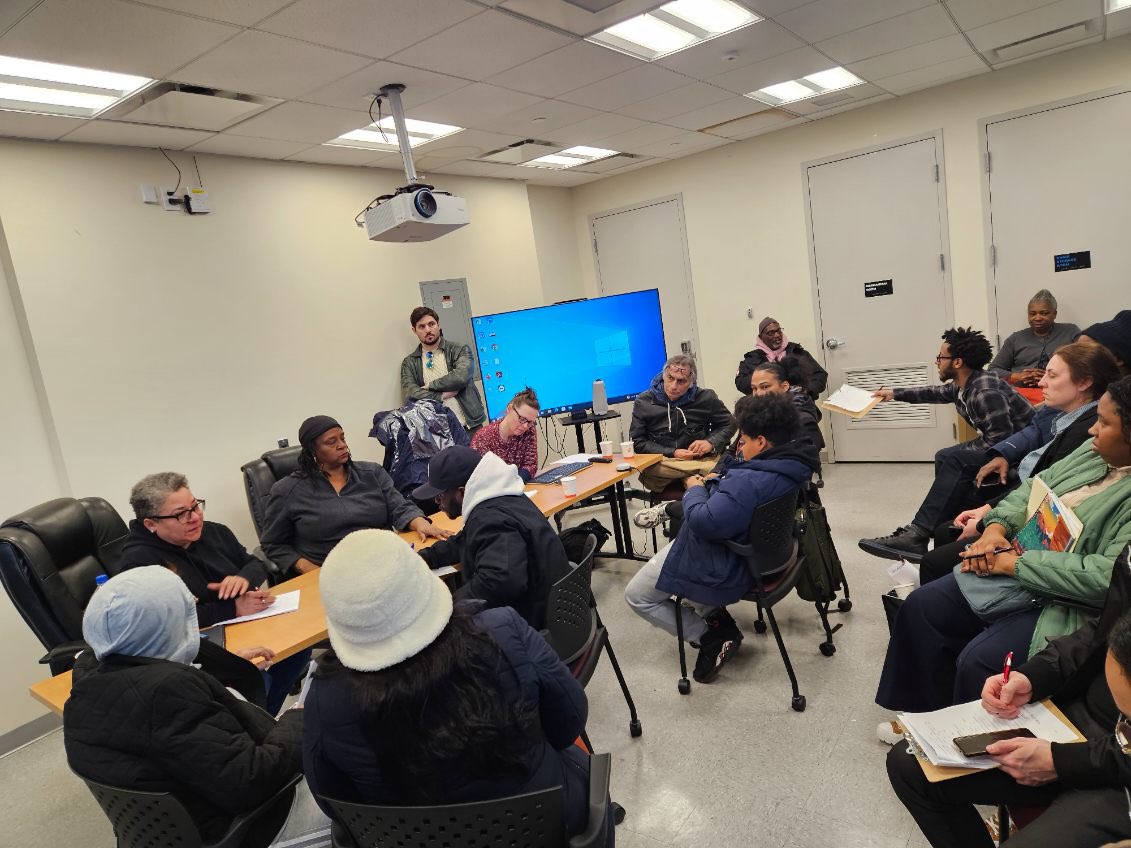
[471,387,541,482]
[120,471,309,715]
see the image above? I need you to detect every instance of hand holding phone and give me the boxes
[953,728,1035,757]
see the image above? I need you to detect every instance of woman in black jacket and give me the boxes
[63,567,330,848]
[303,529,610,843]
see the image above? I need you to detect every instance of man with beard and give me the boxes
[859,327,1034,562]
[415,446,570,630]
[399,306,486,433]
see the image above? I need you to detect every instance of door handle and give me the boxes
[825,338,845,350]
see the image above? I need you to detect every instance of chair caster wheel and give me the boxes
[677,678,691,695]
[753,620,768,634]
[792,695,806,712]
[629,719,642,737]
[819,642,836,657]
[612,802,626,826]
[838,598,853,612]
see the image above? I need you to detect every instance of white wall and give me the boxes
[526,185,583,305]
[0,140,578,734]
[566,35,1131,404]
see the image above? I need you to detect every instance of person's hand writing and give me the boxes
[981,671,1032,719]
[672,448,695,460]
[976,457,1009,488]
[207,575,250,600]
[683,474,704,490]
[987,737,1056,786]
[236,645,276,669]
[411,517,452,542]
[687,439,714,457]
[873,388,895,401]
[234,590,275,617]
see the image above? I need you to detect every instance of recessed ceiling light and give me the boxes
[589,0,761,61]
[0,55,151,118]
[1106,0,1131,12]
[520,145,619,170]
[747,66,864,105]
[326,116,462,151]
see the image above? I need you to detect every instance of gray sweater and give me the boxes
[989,323,1080,377]
[260,461,424,572]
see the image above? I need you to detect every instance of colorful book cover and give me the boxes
[1014,479,1082,554]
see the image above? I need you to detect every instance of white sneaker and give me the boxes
[633,502,671,529]
[877,719,904,746]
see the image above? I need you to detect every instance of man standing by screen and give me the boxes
[400,306,485,434]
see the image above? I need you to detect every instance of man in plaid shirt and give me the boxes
[859,327,1034,562]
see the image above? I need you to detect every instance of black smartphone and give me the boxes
[589,456,613,464]
[953,728,1035,757]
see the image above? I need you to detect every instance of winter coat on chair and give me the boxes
[370,399,470,500]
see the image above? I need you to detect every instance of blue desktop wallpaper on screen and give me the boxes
[473,290,668,421]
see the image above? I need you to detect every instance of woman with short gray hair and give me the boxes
[989,289,1080,389]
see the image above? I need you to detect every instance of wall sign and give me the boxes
[865,279,894,297]
[1054,251,1091,272]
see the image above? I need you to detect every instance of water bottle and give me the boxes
[95,574,109,590]
[592,379,608,415]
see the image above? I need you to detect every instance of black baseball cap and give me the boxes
[413,446,482,500]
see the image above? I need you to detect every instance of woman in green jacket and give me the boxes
[876,376,1131,712]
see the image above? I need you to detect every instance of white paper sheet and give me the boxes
[212,590,300,627]
[899,700,1079,769]
[431,565,458,578]
[825,383,879,413]
[552,453,596,466]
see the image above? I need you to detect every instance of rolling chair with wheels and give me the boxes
[542,535,642,740]
[322,753,612,848]
[240,446,302,578]
[77,771,300,848]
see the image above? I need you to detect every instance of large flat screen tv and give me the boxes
[472,289,668,421]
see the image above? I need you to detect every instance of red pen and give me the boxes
[1003,651,1013,683]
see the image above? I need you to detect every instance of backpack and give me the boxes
[558,519,612,565]
[794,492,846,603]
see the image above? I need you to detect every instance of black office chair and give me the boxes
[322,753,612,848]
[77,771,300,848]
[0,497,127,674]
[674,488,819,711]
[239,446,302,579]
[543,535,642,741]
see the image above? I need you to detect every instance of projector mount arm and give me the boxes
[375,83,421,186]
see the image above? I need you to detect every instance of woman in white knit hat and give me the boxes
[303,529,609,842]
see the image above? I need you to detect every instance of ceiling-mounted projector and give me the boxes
[365,187,468,242]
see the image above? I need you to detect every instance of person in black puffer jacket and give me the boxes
[735,317,828,399]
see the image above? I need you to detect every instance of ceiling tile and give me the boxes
[520,167,602,186]
[775,0,933,43]
[0,0,37,34]
[431,159,521,179]
[300,61,470,112]
[595,121,687,151]
[0,110,86,141]
[257,0,481,59]
[783,81,886,113]
[185,133,313,159]
[665,96,772,131]
[943,0,1062,31]
[406,83,543,127]
[0,0,238,78]
[625,130,732,157]
[620,82,734,121]
[559,64,693,111]
[748,0,817,15]
[707,107,802,138]
[802,92,894,119]
[133,0,293,26]
[965,0,1104,53]
[410,128,528,163]
[389,10,572,80]
[225,101,370,143]
[873,54,990,94]
[710,46,834,95]
[486,41,641,98]
[574,154,651,174]
[284,145,385,166]
[174,31,371,100]
[365,152,407,171]
[550,113,647,145]
[497,0,668,37]
[59,120,213,149]
[847,34,978,81]
[655,21,804,80]
[816,5,959,65]
[482,99,600,136]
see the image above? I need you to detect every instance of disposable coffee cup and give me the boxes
[561,475,579,497]
[620,441,635,458]
[599,440,613,457]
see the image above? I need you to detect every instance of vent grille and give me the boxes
[843,363,936,430]
[810,91,853,108]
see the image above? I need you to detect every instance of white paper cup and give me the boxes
[620,441,635,458]
[599,440,613,457]
[561,475,579,497]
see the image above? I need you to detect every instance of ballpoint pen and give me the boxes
[1003,651,1013,683]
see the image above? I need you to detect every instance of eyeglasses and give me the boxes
[149,500,205,524]
[935,355,955,363]
[763,326,783,334]
[512,408,536,428]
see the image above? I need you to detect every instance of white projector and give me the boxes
[364,188,469,242]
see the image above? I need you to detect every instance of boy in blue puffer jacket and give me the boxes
[624,394,820,683]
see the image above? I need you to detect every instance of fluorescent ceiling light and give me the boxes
[326,116,462,151]
[520,145,619,170]
[1106,0,1131,12]
[589,0,761,61]
[747,66,864,105]
[0,54,151,118]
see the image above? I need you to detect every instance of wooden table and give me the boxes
[30,453,660,715]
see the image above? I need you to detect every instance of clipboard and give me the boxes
[820,396,883,420]
[915,700,1085,782]
[819,383,883,420]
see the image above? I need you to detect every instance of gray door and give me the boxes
[806,135,955,461]
[420,278,480,378]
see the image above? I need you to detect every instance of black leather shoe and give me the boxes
[858,525,928,563]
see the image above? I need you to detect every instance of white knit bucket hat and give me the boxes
[319,529,453,672]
